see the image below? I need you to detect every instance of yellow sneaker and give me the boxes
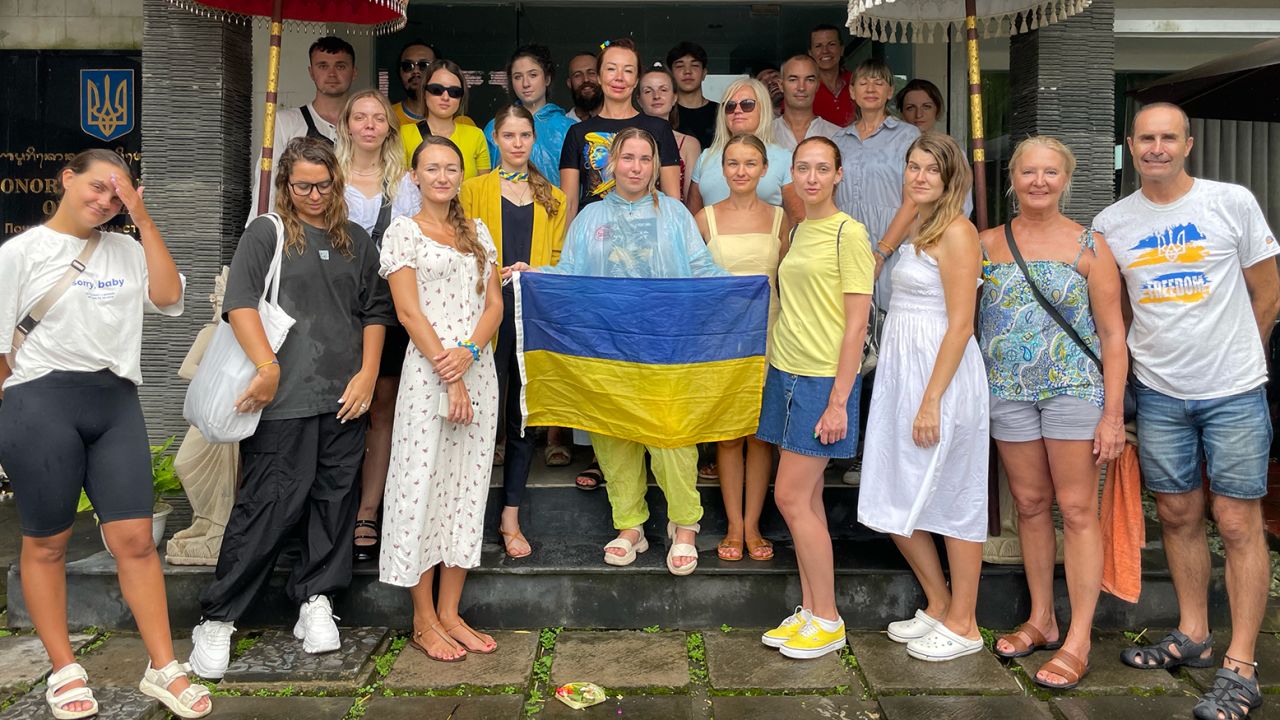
[761,607,810,648]
[779,617,846,659]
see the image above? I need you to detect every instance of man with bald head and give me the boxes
[1094,102,1278,720]
[773,54,844,151]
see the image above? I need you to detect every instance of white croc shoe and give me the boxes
[906,623,985,662]
[887,609,940,644]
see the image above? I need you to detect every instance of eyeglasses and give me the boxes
[425,83,464,99]
[288,180,334,196]
[399,60,432,73]
[724,99,757,114]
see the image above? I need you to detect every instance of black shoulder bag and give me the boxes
[1004,223,1136,422]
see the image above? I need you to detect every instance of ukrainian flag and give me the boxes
[515,273,770,448]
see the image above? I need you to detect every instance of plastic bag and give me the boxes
[183,215,295,444]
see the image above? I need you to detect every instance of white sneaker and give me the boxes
[842,463,860,486]
[887,609,940,643]
[188,619,236,680]
[293,595,341,654]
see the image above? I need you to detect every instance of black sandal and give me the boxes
[353,519,379,562]
[575,463,605,491]
[1194,659,1262,720]
[1120,629,1215,670]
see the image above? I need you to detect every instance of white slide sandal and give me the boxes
[666,521,700,576]
[603,526,649,566]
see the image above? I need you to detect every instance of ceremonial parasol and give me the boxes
[846,0,1094,230]
[166,0,408,215]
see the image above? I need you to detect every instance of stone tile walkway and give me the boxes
[0,625,1251,719]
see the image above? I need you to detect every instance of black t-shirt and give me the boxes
[224,217,395,421]
[676,101,719,149]
[558,113,681,207]
[501,198,534,267]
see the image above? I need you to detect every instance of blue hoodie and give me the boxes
[484,102,575,188]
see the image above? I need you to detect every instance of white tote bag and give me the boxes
[183,214,296,444]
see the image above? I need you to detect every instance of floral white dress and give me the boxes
[378,216,499,582]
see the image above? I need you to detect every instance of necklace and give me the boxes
[350,165,381,177]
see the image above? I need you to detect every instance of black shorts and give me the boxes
[0,370,154,537]
[379,323,411,378]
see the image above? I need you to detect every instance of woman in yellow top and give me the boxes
[460,105,566,560]
[400,59,491,179]
[693,133,788,564]
[757,137,873,661]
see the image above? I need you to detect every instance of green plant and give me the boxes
[641,624,660,634]
[719,624,733,633]
[78,435,181,513]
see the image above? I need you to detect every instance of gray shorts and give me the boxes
[989,394,1103,442]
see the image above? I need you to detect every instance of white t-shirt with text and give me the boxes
[0,226,185,389]
[1094,178,1278,400]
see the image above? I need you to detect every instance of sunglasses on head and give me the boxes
[425,83,464,99]
[400,60,432,73]
[725,99,757,114]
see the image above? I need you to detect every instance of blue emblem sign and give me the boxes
[80,69,135,142]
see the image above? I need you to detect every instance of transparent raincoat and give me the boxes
[542,192,727,279]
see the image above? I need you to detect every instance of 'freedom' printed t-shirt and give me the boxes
[1093,178,1278,400]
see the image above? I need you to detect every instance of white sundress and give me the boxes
[857,243,990,543]
[378,216,499,583]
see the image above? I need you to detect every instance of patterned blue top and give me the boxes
[979,229,1105,407]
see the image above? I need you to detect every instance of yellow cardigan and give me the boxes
[459,171,566,269]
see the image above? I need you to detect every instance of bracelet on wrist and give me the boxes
[457,340,480,361]
[255,359,279,370]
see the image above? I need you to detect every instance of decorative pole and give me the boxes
[965,0,988,231]
[255,0,284,216]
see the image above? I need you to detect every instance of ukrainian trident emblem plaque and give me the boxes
[80,69,135,142]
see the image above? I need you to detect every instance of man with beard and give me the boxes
[755,65,784,118]
[668,42,718,148]
[390,40,476,128]
[249,36,355,219]
[565,51,602,122]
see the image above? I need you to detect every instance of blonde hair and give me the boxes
[273,137,353,258]
[335,89,405,203]
[411,136,487,294]
[492,105,562,218]
[1006,135,1076,212]
[708,78,776,158]
[605,128,661,208]
[907,133,971,252]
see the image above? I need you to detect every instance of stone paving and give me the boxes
[0,624,1255,719]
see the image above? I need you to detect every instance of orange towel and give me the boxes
[1101,442,1145,603]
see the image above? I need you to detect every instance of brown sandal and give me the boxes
[446,621,497,654]
[1033,649,1089,690]
[408,624,467,663]
[500,529,532,558]
[717,538,744,561]
[994,622,1062,659]
[746,536,774,561]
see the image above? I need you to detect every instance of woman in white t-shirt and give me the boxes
[0,150,211,718]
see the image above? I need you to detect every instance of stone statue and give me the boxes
[165,268,239,566]
[983,461,1066,565]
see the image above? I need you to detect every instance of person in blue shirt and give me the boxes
[484,44,575,189]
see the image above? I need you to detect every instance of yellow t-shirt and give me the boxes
[391,101,475,129]
[400,121,491,179]
[771,211,874,376]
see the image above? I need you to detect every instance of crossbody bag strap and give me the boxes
[11,234,102,353]
[1004,222,1102,370]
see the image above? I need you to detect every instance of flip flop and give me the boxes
[746,536,774,561]
[717,538,744,561]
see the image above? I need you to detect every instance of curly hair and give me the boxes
[273,137,352,258]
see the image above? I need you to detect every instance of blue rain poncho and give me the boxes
[543,192,728,279]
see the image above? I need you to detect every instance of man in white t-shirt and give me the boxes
[248,36,356,220]
[773,55,844,152]
[1094,102,1279,717]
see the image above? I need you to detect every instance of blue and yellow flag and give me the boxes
[515,273,770,448]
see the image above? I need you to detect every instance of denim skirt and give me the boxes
[756,364,861,458]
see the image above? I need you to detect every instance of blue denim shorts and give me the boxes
[1135,381,1272,499]
[756,365,861,458]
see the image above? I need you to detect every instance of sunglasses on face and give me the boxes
[425,83,464,99]
[289,179,334,196]
[725,99,757,114]
[400,60,432,73]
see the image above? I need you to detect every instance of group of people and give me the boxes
[0,23,1274,720]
